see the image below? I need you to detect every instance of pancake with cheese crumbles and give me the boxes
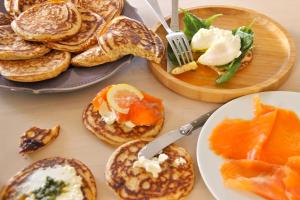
[0,50,70,82]
[11,1,82,42]
[106,139,195,200]
[82,84,164,146]
[47,8,106,53]
[0,12,13,26]
[0,25,50,60]
[71,0,124,22]
[0,157,97,200]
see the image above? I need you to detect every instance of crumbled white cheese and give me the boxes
[124,121,136,128]
[133,153,169,178]
[174,157,187,166]
[17,165,83,200]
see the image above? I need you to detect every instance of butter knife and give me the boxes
[138,109,217,159]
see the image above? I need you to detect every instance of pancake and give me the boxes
[0,12,13,26]
[0,50,70,82]
[11,2,82,42]
[0,25,50,60]
[0,157,97,200]
[4,0,13,15]
[71,0,124,22]
[71,16,165,67]
[106,139,195,200]
[82,103,164,146]
[47,9,106,53]
[19,125,60,154]
[71,45,117,67]
[10,0,48,16]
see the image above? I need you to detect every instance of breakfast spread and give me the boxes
[19,125,60,154]
[83,84,164,146]
[0,157,97,200]
[105,139,195,200]
[72,16,165,67]
[168,10,254,84]
[209,97,300,199]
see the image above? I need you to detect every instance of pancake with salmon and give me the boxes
[83,84,164,146]
[71,16,164,67]
[0,12,13,26]
[106,139,195,200]
[0,25,50,60]
[71,0,124,22]
[0,157,97,200]
[11,1,82,42]
[47,8,106,53]
[0,50,70,82]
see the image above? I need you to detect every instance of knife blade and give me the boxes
[138,109,217,159]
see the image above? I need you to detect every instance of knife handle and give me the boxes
[179,109,217,136]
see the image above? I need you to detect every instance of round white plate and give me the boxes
[197,91,300,200]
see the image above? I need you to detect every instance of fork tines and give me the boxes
[166,32,193,66]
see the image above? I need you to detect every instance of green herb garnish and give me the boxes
[32,176,67,200]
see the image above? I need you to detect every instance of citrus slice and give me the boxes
[106,84,144,114]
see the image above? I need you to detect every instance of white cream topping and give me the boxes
[133,153,169,178]
[174,157,187,166]
[98,100,117,125]
[191,27,241,66]
[17,165,83,200]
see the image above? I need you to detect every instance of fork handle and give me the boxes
[171,0,179,31]
[144,0,172,33]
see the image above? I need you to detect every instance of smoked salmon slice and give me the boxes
[221,157,300,200]
[210,98,300,165]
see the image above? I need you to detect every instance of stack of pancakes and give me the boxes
[0,0,164,82]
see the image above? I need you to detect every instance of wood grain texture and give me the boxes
[149,6,296,103]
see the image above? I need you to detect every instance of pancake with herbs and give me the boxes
[11,1,82,42]
[47,8,106,53]
[71,16,164,67]
[0,25,50,60]
[106,139,195,200]
[0,12,13,26]
[83,103,164,146]
[0,157,97,200]
[71,0,124,22]
[0,50,70,82]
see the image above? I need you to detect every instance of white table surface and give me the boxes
[0,0,299,199]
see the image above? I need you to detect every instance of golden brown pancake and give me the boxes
[71,0,124,22]
[10,0,48,16]
[106,139,195,200]
[11,2,82,42]
[71,45,117,67]
[47,8,106,53]
[0,157,97,200]
[0,25,50,60]
[4,0,13,15]
[19,125,60,154]
[0,12,13,26]
[71,16,165,67]
[0,50,70,82]
[82,103,164,146]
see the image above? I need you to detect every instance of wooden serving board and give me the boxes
[149,6,296,103]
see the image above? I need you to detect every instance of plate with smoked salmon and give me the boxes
[197,91,300,200]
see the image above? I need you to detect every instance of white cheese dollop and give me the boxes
[174,157,187,166]
[191,27,241,66]
[17,165,83,200]
[99,100,117,125]
[133,153,168,178]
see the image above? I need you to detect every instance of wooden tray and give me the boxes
[149,6,296,103]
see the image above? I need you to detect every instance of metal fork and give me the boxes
[144,0,193,66]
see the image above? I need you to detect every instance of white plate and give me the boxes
[197,91,300,200]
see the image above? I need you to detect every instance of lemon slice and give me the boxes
[106,84,144,114]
